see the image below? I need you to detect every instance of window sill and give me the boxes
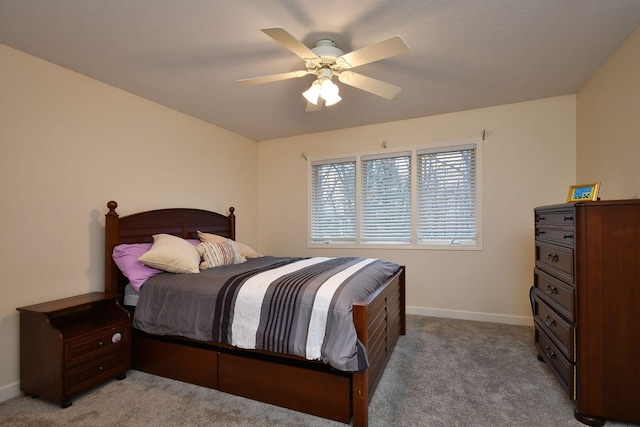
[307,242,483,251]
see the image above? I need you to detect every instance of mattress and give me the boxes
[124,284,139,307]
[131,256,401,371]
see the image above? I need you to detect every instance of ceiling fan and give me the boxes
[237,27,410,111]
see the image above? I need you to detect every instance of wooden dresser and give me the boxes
[532,200,640,426]
[17,292,130,408]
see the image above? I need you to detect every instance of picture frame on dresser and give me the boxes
[566,182,600,202]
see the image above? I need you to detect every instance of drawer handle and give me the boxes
[545,315,556,327]
[545,284,557,295]
[98,365,104,372]
[535,229,545,236]
[563,234,573,239]
[563,216,573,221]
[112,332,122,344]
[98,341,103,347]
[544,345,556,360]
[547,253,559,262]
[536,215,546,221]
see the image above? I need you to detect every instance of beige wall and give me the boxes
[576,27,640,199]
[257,96,577,325]
[0,44,258,400]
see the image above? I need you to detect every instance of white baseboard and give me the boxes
[0,380,21,403]
[407,305,534,326]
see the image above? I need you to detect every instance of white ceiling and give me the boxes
[1,1,639,141]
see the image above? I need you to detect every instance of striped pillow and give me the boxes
[197,241,246,269]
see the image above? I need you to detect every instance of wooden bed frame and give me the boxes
[104,201,406,427]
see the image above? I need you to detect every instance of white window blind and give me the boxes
[361,153,412,243]
[309,139,481,249]
[417,145,477,245]
[310,160,356,243]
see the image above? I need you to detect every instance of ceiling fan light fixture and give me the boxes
[319,77,341,106]
[303,80,321,104]
[302,67,342,106]
[324,93,342,106]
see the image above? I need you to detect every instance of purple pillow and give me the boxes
[112,239,201,291]
[112,243,162,291]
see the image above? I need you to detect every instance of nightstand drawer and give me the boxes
[65,349,130,397]
[65,322,129,368]
[535,242,573,280]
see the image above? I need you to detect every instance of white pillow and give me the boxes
[138,234,200,274]
[233,241,261,258]
[197,241,246,269]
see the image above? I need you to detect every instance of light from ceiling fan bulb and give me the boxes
[303,80,321,105]
[324,93,342,106]
[320,79,341,105]
[320,79,338,97]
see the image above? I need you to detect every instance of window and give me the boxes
[361,153,412,243]
[417,145,477,245]
[309,139,482,249]
[310,159,356,242]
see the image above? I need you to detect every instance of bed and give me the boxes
[104,200,406,427]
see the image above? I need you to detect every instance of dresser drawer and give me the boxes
[65,322,129,368]
[65,348,129,397]
[535,242,573,280]
[535,209,575,228]
[534,268,575,321]
[533,290,574,362]
[535,327,574,399]
[534,227,575,247]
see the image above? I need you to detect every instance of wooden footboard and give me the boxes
[353,266,406,427]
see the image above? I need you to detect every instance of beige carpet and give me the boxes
[0,315,636,426]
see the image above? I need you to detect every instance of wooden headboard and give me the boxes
[104,200,235,297]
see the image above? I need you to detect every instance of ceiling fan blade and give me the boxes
[237,70,310,86]
[338,71,401,99]
[338,36,410,68]
[261,27,319,61]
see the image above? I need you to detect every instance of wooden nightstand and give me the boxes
[17,292,130,408]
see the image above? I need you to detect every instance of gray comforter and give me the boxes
[132,256,400,372]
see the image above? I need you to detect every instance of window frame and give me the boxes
[307,138,483,251]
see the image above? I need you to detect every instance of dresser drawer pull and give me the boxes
[544,346,556,360]
[535,215,545,222]
[563,234,573,240]
[563,216,573,221]
[547,253,559,262]
[98,341,104,347]
[98,365,104,372]
[112,332,122,344]
[545,315,556,327]
[545,284,557,295]
[535,229,545,236]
